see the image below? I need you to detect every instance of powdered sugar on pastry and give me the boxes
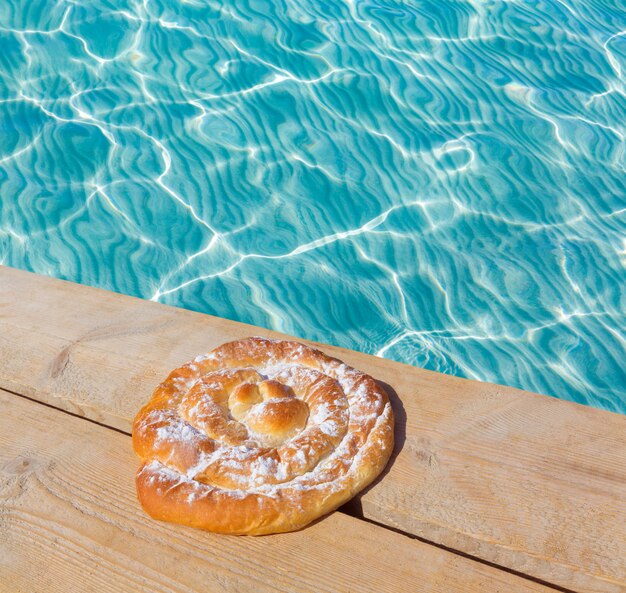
[132,337,394,535]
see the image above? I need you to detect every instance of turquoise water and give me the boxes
[0,1,625,412]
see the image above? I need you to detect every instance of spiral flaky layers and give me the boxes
[132,337,394,535]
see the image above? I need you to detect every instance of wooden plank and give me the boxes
[0,265,625,592]
[0,389,557,593]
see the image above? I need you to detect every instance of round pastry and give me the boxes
[132,337,394,535]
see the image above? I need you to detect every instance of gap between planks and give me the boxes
[0,388,560,593]
[3,386,578,593]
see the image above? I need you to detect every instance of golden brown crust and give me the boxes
[132,337,394,535]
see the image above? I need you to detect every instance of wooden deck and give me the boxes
[1,265,624,593]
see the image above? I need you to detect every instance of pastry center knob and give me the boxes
[229,380,309,446]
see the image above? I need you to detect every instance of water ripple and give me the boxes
[0,0,624,412]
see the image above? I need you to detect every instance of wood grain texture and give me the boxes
[0,389,557,593]
[1,265,625,592]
